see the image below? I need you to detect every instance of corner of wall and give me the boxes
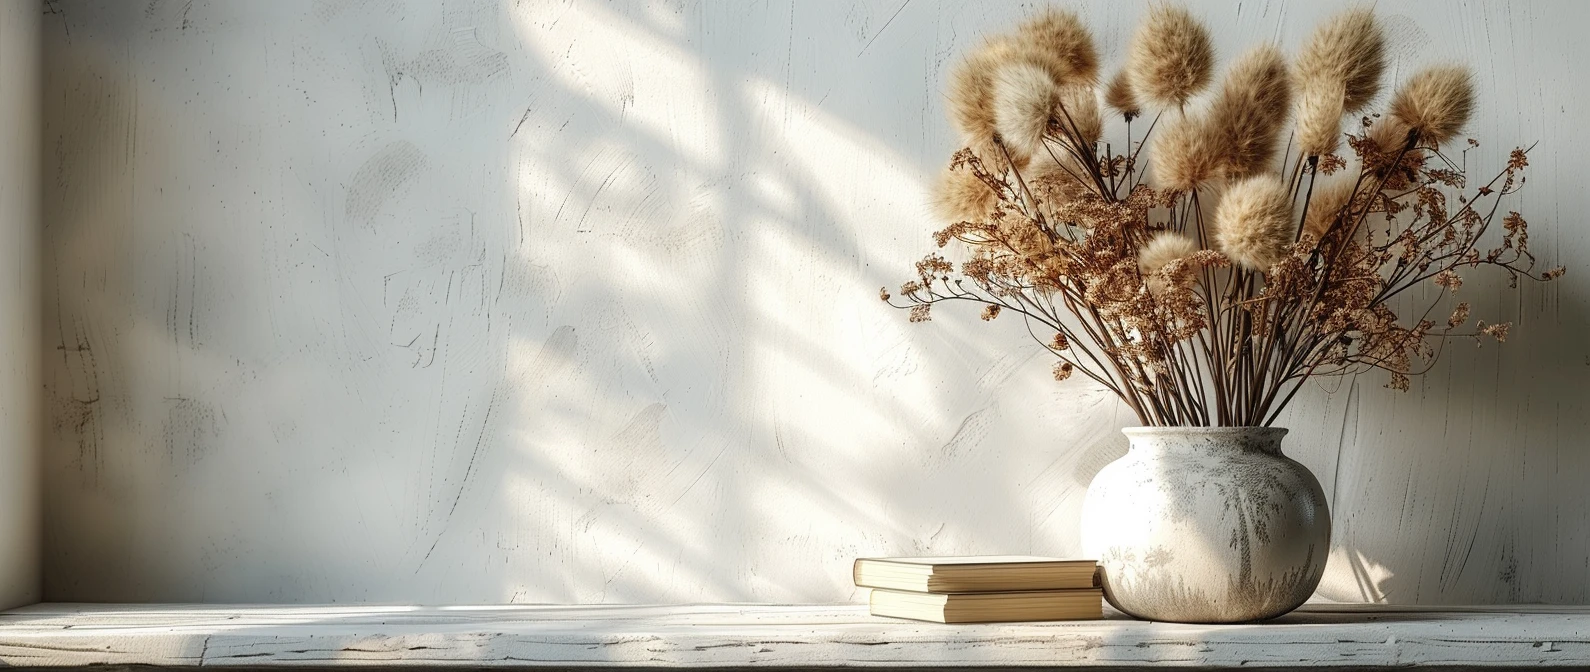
[0,0,44,610]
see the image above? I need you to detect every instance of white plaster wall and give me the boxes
[0,0,40,610]
[40,0,1589,604]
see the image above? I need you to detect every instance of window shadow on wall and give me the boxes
[41,0,1126,603]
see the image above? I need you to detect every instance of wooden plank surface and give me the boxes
[3,603,1590,668]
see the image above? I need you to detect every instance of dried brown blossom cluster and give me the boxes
[886,4,1564,427]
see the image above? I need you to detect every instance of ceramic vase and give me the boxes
[1081,426,1330,623]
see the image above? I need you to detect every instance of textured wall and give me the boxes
[0,0,40,610]
[41,0,1589,603]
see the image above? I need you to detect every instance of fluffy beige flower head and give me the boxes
[1214,174,1296,271]
[1104,70,1140,119]
[1207,43,1292,179]
[1292,8,1385,158]
[948,36,1021,165]
[1017,7,1099,83]
[992,61,1064,163]
[1295,81,1346,157]
[1139,231,1200,274]
[1138,231,1201,293]
[1150,111,1218,191]
[932,166,997,225]
[1058,84,1102,149]
[1301,176,1360,243]
[1127,3,1214,109]
[1390,65,1475,146]
[1294,7,1386,114]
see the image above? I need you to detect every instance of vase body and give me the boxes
[1081,427,1330,623]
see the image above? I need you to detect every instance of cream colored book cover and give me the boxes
[853,556,1097,593]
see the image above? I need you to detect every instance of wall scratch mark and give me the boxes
[857,0,913,57]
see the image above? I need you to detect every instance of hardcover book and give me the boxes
[853,556,1097,593]
[868,587,1104,623]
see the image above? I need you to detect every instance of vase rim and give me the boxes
[1121,426,1289,455]
[1121,425,1289,437]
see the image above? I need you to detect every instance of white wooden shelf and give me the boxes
[2,603,1589,668]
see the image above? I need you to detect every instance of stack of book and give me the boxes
[853,555,1102,623]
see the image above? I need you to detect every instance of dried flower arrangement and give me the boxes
[885,4,1564,427]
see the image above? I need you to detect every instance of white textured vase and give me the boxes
[1081,427,1330,623]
